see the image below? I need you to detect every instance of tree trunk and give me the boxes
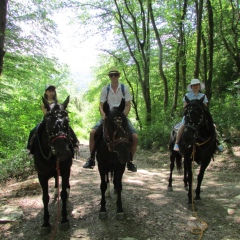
[205,0,214,103]
[172,0,188,113]
[148,0,168,110]
[194,0,203,78]
[114,0,152,123]
[219,0,240,74]
[0,0,7,75]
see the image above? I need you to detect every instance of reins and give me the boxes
[50,160,61,240]
[38,108,70,160]
[196,133,216,152]
[190,145,208,240]
[196,136,211,146]
[51,135,67,143]
[103,117,130,153]
[185,101,216,152]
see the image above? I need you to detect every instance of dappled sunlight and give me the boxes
[126,179,144,185]
[136,168,164,176]
[1,145,240,239]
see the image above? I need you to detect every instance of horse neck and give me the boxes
[199,110,215,137]
[40,128,51,152]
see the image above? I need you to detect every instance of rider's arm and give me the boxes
[41,103,48,116]
[99,102,106,119]
[124,100,131,117]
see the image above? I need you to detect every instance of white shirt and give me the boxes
[100,82,132,110]
[183,91,208,104]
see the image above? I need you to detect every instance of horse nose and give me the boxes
[55,148,71,161]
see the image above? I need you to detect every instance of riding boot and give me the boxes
[127,162,137,172]
[83,157,95,169]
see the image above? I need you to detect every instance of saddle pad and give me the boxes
[173,122,183,132]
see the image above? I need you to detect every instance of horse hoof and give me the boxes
[167,186,173,192]
[99,212,108,219]
[40,226,51,235]
[60,221,70,231]
[116,212,125,220]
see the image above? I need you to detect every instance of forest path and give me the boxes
[0,144,240,240]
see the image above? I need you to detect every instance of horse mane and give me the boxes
[103,98,125,117]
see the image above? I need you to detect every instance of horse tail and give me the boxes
[176,154,183,174]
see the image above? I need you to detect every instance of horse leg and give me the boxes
[105,172,110,198]
[53,176,59,200]
[195,158,211,200]
[60,171,70,231]
[168,151,175,191]
[105,182,110,198]
[99,170,108,219]
[185,157,193,205]
[114,168,125,220]
[183,159,188,191]
[38,175,51,235]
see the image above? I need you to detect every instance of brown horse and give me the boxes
[168,96,217,205]
[95,99,131,220]
[33,96,73,234]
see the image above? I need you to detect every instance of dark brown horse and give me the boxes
[95,99,131,220]
[33,96,73,234]
[168,96,217,204]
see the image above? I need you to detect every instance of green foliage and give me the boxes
[210,90,240,139]
[1,0,240,181]
[138,108,176,150]
[0,149,35,181]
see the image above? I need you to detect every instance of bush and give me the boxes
[0,149,35,182]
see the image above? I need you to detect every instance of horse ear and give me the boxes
[63,96,70,109]
[103,101,110,115]
[42,97,50,111]
[185,96,190,103]
[118,98,125,112]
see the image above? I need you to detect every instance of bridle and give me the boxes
[45,109,70,155]
[184,102,215,149]
[184,103,205,136]
[103,116,130,153]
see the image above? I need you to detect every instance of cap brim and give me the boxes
[46,86,56,90]
[187,83,205,91]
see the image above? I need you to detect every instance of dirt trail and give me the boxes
[0,145,240,240]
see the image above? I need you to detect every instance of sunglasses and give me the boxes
[191,84,200,87]
[109,73,119,78]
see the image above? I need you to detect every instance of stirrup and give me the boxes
[173,143,179,151]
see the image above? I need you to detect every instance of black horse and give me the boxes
[95,99,131,220]
[168,96,217,204]
[32,96,73,234]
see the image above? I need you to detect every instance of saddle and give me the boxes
[29,121,75,158]
[92,123,132,159]
[29,122,45,154]
[173,122,183,132]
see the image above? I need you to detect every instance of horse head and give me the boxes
[43,96,72,161]
[102,98,131,164]
[182,96,206,146]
